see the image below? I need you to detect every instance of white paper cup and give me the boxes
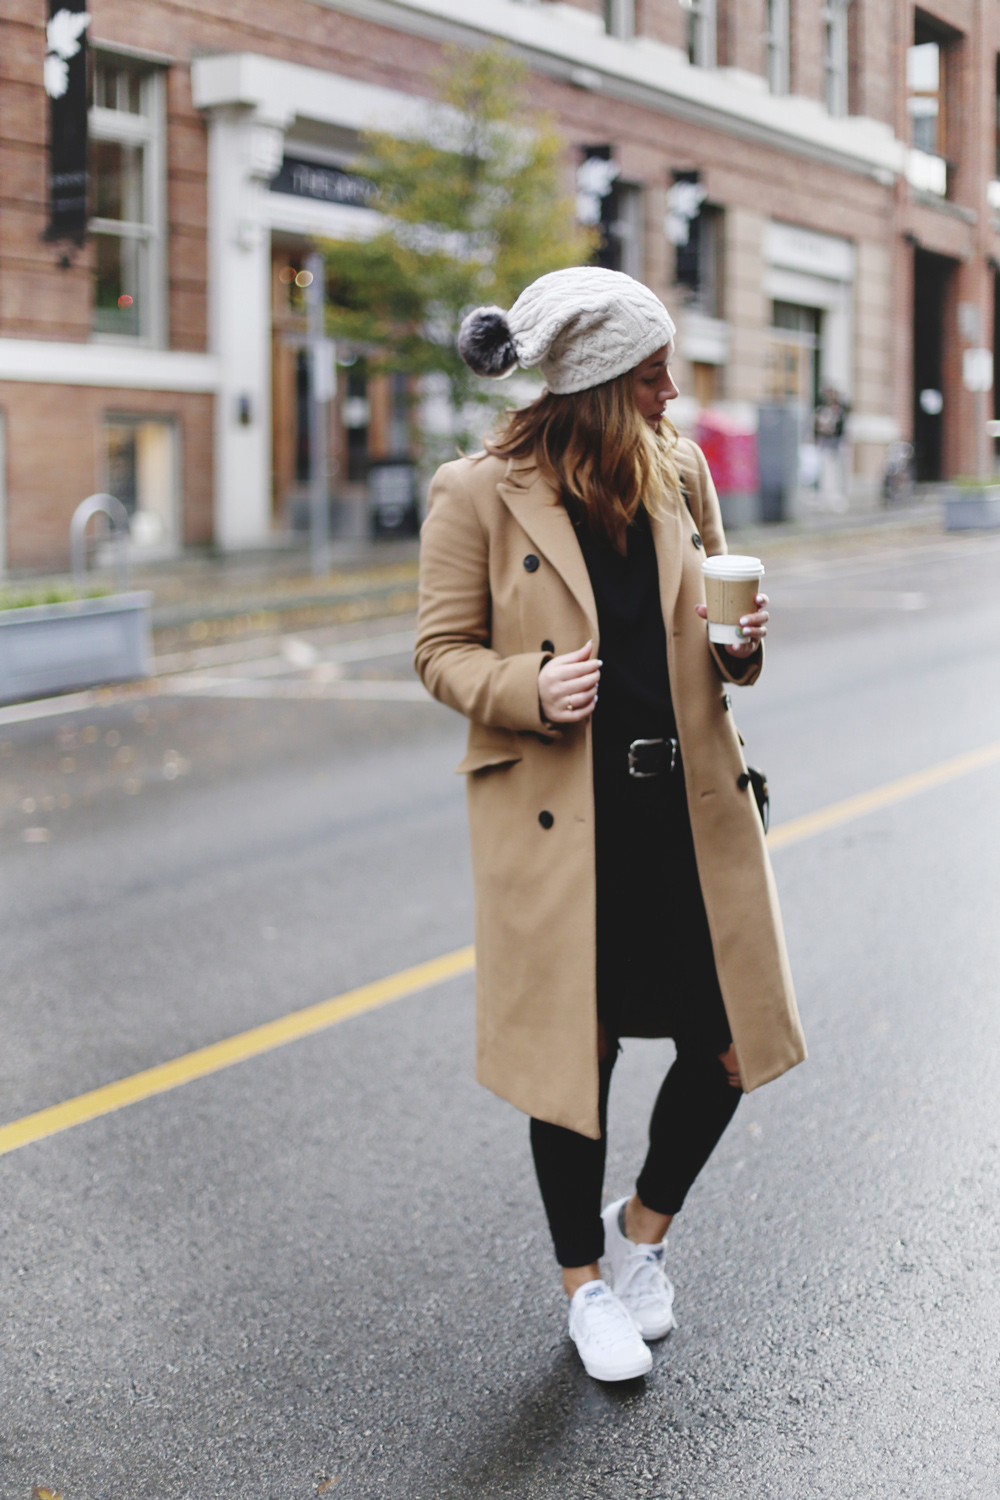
[701,554,764,645]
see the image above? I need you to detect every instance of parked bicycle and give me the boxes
[882,441,915,506]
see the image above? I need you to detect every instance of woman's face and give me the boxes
[632,346,679,428]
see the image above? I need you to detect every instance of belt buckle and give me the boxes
[628,737,676,778]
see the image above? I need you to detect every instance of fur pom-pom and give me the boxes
[457,306,518,378]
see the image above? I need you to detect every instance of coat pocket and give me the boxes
[455,725,524,775]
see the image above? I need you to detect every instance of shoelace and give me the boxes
[616,1245,669,1307]
[575,1290,640,1350]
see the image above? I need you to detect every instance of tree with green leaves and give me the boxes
[321,46,595,454]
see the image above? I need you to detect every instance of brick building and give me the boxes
[1,0,998,570]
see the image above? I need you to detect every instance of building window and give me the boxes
[823,0,849,116]
[767,301,822,409]
[604,0,635,38]
[765,0,790,95]
[683,0,716,67]
[577,147,643,278]
[907,38,941,157]
[675,208,724,318]
[602,182,644,278]
[906,16,960,197]
[89,53,166,343]
[668,172,723,317]
[105,417,179,549]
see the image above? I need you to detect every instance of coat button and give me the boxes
[722,693,732,711]
[692,533,703,549]
[523,554,540,572]
[541,639,554,653]
[737,772,751,790]
[538,810,554,829]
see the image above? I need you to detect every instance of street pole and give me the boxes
[976,386,988,481]
[305,249,333,577]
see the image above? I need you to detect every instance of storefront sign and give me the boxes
[44,2,90,243]
[764,221,854,283]
[962,348,993,393]
[270,157,376,209]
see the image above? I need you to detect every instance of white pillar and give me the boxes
[205,107,288,549]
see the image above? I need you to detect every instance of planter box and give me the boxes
[0,591,152,704]
[942,487,1000,531]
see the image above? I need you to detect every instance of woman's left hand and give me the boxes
[695,593,769,658]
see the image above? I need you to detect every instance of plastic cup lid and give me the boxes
[701,553,764,580]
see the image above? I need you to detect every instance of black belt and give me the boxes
[627,737,679,778]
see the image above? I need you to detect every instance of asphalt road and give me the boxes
[2,528,999,1500]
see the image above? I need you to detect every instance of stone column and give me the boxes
[205,106,289,549]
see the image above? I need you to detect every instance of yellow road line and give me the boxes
[0,946,474,1158]
[766,738,1000,850]
[3,736,1000,1160]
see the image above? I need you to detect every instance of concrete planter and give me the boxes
[0,591,152,704]
[942,487,1000,531]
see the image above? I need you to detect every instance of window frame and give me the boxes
[822,0,850,117]
[684,0,717,69]
[765,0,790,96]
[88,54,167,348]
[102,412,181,549]
[604,0,635,39]
[606,181,644,280]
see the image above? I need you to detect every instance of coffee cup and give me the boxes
[701,555,764,646]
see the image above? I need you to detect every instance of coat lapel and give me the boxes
[497,459,599,643]
[650,490,685,629]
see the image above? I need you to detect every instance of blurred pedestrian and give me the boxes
[415,268,806,1383]
[814,385,850,512]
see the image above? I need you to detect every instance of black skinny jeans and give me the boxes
[530,743,741,1270]
[530,1040,741,1268]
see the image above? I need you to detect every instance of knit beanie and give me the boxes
[457,267,676,395]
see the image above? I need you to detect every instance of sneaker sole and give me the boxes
[632,1309,677,1341]
[579,1346,653,1382]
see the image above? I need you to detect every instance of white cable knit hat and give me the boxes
[457,267,676,395]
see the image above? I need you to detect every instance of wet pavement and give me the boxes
[1,524,999,1499]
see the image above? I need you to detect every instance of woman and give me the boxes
[415,267,805,1383]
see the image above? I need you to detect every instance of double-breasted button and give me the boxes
[538,810,554,829]
[722,693,732,712]
[523,553,540,572]
[737,772,751,790]
[691,532,703,549]
[541,639,555,653]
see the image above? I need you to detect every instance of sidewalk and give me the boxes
[139,535,422,650]
[6,494,952,652]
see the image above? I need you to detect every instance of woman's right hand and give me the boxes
[538,641,601,725]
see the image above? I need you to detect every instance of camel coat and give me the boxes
[414,437,806,1138]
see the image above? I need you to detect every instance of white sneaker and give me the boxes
[602,1197,677,1340]
[567,1279,653,1381]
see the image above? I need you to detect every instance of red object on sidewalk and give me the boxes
[693,410,759,496]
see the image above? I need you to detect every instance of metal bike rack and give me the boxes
[70,492,131,592]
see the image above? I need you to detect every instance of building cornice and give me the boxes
[0,340,219,391]
[191,51,440,136]
[312,0,905,183]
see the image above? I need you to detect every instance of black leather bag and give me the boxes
[744,766,770,832]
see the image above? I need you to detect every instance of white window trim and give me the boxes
[604,0,634,39]
[822,0,850,118]
[683,0,717,70]
[765,0,790,96]
[88,61,167,349]
[608,181,644,279]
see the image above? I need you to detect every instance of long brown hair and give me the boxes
[486,369,683,548]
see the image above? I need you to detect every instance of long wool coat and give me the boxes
[414,436,806,1138]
